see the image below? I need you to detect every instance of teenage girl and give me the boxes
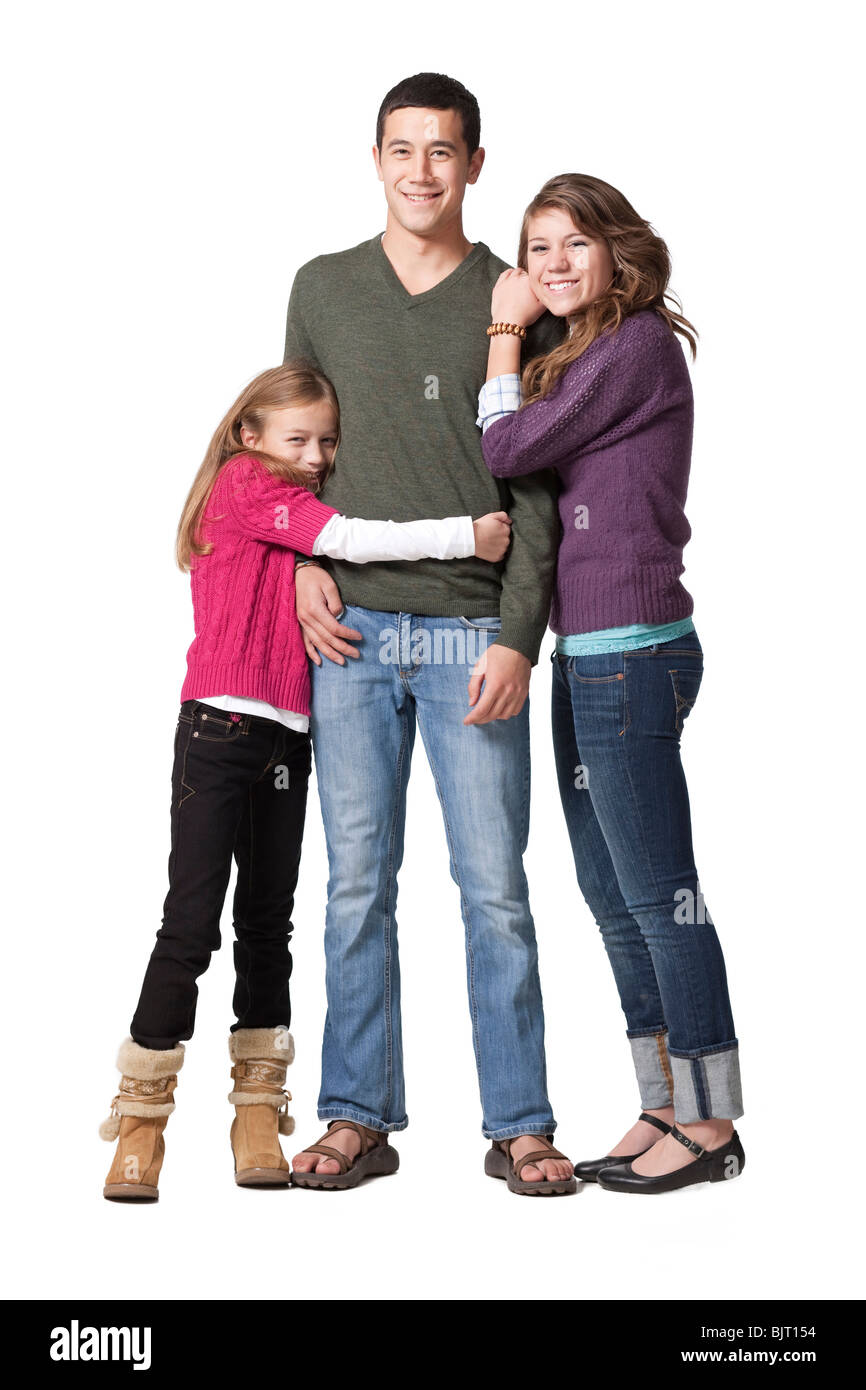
[478,173,745,1195]
[100,360,511,1200]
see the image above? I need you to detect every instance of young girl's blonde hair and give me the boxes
[176,360,339,571]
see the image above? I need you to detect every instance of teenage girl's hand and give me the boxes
[473,511,513,562]
[491,268,545,327]
[294,564,362,665]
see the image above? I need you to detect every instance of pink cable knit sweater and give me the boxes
[180,452,339,716]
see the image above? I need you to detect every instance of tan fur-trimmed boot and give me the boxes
[100,1039,185,1202]
[228,1026,294,1187]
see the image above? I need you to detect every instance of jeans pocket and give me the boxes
[571,671,624,684]
[668,665,703,732]
[189,704,243,742]
[570,652,625,685]
[568,655,629,736]
[457,614,501,630]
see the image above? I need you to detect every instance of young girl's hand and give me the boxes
[491,268,545,327]
[473,511,513,561]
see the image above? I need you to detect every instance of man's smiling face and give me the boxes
[373,106,484,237]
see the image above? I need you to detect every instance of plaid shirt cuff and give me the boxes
[476,374,523,433]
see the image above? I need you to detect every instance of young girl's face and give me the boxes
[241,401,338,481]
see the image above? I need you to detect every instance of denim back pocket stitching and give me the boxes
[668,668,701,733]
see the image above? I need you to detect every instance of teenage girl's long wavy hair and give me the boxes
[175,361,339,572]
[518,174,698,405]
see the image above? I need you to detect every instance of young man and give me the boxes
[284,73,573,1192]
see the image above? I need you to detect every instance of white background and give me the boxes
[3,0,863,1303]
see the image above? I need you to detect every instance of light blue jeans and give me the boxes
[310,604,556,1140]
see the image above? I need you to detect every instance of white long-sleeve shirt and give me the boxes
[312,512,473,563]
[200,513,475,730]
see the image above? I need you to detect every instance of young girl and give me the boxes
[478,174,745,1195]
[99,361,511,1200]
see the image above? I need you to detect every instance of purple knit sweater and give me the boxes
[481,309,695,634]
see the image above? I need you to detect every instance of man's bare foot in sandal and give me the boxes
[509,1135,574,1184]
[485,1133,576,1195]
[292,1124,361,1177]
[291,1120,399,1189]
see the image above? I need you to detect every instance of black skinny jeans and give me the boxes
[131,700,311,1050]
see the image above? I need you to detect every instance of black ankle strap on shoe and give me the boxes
[639,1112,673,1135]
[670,1125,708,1158]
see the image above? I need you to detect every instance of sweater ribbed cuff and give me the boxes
[493,623,543,667]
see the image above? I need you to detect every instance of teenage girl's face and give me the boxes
[241,402,338,480]
[373,106,484,239]
[525,208,615,321]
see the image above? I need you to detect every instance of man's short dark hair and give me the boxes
[376,73,481,157]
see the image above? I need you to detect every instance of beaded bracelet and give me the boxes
[486,322,527,339]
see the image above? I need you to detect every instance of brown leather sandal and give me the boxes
[291,1120,399,1190]
[485,1134,576,1196]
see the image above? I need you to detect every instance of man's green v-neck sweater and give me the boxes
[282,233,564,664]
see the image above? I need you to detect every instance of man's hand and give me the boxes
[464,643,531,725]
[295,564,362,665]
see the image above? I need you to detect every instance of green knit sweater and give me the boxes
[282,234,564,664]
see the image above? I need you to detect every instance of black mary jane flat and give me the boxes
[574,1112,672,1183]
[597,1125,746,1194]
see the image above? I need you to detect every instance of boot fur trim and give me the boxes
[99,1095,176,1138]
[228,1089,286,1109]
[114,1097,176,1120]
[227,1090,295,1134]
[116,1038,185,1079]
[228,1027,294,1065]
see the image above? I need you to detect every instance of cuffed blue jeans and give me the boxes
[310,604,556,1140]
[550,630,743,1123]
